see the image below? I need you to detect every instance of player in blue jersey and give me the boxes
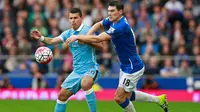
[66,1,168,112]
[30,8,101,112]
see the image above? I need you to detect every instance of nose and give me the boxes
[108,12,111,16]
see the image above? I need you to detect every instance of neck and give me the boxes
[113,15,123,24]
[73,24,82,30]
[73,28,77,30]
[73,26,79,30]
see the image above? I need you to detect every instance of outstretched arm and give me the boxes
[30,29,62,45]
[72,21,105,50]
[87,21,104,35]
[66,32,112,44]
[62,42,69,49]
[85,21,105,50]
[85,42,103,50]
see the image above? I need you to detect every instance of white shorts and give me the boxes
[118,67,145,92]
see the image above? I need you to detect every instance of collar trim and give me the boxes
[73,23,84,31]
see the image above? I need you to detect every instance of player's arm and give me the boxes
[62,42,69,49]
[75,21,104,50]
[85,42,103,50]
[41,36,62,45]
[87,21,104,35]
[78,38,103,50]
[66,32,112,44]
[30,29,62,45]
[85,21,104,50]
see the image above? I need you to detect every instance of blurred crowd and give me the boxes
[0,0,200,89]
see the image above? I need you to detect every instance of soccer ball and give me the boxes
[35,46,53,64]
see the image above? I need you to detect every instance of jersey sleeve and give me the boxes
[59,30,70,42]
[105,24,125,38]
[94,31,100,35]
[102,17,110,30]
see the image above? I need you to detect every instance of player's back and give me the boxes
[60,24,98,74]
[103,16,144,74]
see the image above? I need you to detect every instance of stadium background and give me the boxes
[0,0,200,112]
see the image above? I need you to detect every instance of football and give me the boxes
[35,46,53,64]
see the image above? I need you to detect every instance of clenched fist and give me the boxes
[30,29,42,40]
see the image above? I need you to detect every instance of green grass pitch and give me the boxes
[0,100,199,112]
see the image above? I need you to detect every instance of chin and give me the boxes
[109,18,113,22]
[72,26,77,29]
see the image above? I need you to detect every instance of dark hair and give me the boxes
[70,8,82,17]
[108,1,124,11]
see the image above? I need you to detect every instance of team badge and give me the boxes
[107,27,115,34]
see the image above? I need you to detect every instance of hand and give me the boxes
[78,40,85,44]
[30,29,42,40]
[65,35,79,45]
[78,34,84,44]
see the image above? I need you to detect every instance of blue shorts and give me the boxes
[61,66,100,94]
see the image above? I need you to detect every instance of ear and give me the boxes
[119,9,123,15]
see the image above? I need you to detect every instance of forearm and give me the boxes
[87,42,103,50]
[77,32,111,43]
[171,72,178,77]
[40,36,62,45]
[42,37,53,45]
[62,42,69,49]
[87,21,103,35]
[160,72,169,77]
[77,35,102,43]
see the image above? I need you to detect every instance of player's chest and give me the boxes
[69,31,84,48]
[70,40,81,48]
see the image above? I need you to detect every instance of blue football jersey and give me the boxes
[102,16,144,74]
[59,24,98,74]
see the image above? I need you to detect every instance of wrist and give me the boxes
[39,36,45,41]
[74,35,79,40]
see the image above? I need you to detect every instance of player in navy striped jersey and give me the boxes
[66,1,168,112]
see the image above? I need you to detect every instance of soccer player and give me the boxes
[66,1,168,112]
[30,8,101,112]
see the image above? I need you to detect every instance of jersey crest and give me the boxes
[107,27,115,34]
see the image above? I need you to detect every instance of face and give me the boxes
[108,6,122,22]
[69,13,82,30]
[165,59,172,67]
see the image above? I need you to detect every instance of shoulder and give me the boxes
[114,19,129,31]
[103,17,111,24]
[103,17,110,21]
[119,17,130,28]
[60,29,71,37]
[81,25,91,33]
[83,25,91,30]
[62,29,71,34]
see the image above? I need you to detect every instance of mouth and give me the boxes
[72,23,76,26]
[109,17,113,21]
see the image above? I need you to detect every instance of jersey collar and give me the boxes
[113,16,124,25]
[118,16,124,22]
[72,23,84,32]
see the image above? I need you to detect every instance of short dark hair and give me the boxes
[108,1,124,11]
[70,8,82,17]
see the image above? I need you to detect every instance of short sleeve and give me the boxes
[105,24,125,38]
[59,30,70,42]
[102,17,110,30]
[94,31,100,35]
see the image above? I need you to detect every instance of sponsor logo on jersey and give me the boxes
[107,27,115,34]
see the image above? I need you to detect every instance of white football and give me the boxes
[35,46,53,64]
